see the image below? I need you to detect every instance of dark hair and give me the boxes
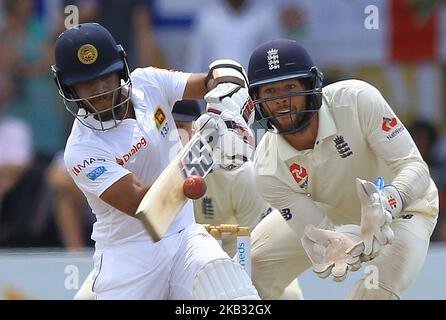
[409,120,438,145]
[4,0,17,14]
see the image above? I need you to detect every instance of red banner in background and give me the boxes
[390,0,438,62]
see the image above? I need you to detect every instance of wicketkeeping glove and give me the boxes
[373,177,404,218]
[301,224,364,282]
[356,178,395,260]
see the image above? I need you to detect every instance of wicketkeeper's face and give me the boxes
[258,79,307,132]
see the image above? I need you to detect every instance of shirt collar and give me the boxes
[316,97,337,141]
[276,96,337,161]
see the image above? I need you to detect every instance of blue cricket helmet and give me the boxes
[248,39,323,134]
[51,23,132,131]
[53,23,128,88]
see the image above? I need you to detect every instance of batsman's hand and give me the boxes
[194,110,254,171]
[356,178,394,260]
[301,224,364,282]
[205,83,255,127]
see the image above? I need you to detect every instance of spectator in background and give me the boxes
[409,120,446,242]
[63,0,164,69]
[46,152,94,251]
[0,37,34,244]
[0,0,70,167]
[278,1,306,40]
[184,0,281,72]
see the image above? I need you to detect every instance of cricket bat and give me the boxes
[135,130,216,241]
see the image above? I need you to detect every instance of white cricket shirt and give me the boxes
[254,80,438,229]
[64,67,193,248]
[193,161,272,255]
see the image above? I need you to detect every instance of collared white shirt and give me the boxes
[193,161,272,255]
[64,67,193,248]
[254,80,438,228]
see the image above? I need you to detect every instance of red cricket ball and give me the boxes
[183,175,207,200]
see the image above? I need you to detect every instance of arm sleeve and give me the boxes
[231,162,272,230]
[64,144,131,198]
[254,173,327,238]
[356,81,431,207]
[131,67,192,112]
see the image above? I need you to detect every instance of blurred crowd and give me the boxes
[0,0,445,251]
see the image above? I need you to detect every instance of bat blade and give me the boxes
[135,131,215,241]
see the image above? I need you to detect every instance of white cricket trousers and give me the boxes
[251,209,437,299]
[92,223,229,299]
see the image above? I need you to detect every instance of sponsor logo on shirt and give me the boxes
[333,135,353,159]
[72,158,106,176]
[382,117,405,140]
[386,126,405,141]
[154,107,167,130]
[289,163,308,189]
[116,137,148,165]
[154,107,170,138]
[382,117,398,132]
[87,166,107,181]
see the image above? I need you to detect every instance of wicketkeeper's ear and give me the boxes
[205,59,249,91]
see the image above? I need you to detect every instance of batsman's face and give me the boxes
[74,73,120,112]
[258,79,306,131]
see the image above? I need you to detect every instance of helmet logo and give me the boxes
[267,48,280,70]
[77,44,98,65]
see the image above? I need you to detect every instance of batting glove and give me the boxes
[194,110,254,172]
[205,83,255,127]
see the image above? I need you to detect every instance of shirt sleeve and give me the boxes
[131,67,192,112]
[64,143,131,198]
[356,80,431,206]
[231,162,272,230]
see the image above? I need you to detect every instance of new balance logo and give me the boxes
[280,208,292,221]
